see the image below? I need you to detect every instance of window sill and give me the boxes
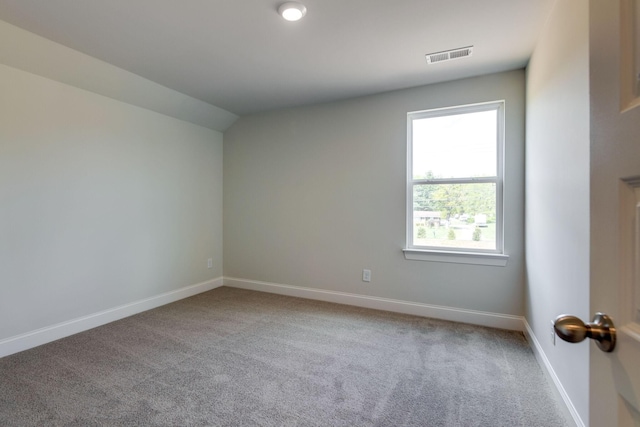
[402,249,509,266]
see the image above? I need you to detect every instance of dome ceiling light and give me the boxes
[278,2,307,21]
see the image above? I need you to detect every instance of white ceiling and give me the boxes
[0,0,555,116]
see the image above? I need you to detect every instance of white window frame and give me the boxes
[403,100,509,266]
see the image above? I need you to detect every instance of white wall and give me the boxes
[0,63,224,343]
[224,70,525,319]
[525,0,590,425]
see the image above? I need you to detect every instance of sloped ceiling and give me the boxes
[0,0,555,116]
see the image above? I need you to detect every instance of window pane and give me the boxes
[412,110,497,179]
[413,183,496,250]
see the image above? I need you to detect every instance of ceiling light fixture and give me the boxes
[278,2,307,21]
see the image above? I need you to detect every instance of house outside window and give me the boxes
[404,101,508,266]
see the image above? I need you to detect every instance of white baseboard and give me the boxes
[224,277,524,331]
[523,319,583,427]
[0,277,224,358]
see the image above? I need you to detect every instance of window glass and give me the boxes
[407,101,504,254]
[412,183,496,250]
[412,110,497,179]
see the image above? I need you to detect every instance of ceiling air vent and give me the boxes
[425,46,473,64]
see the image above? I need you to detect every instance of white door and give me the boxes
[589,1,640,425]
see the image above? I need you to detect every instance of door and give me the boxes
[590,1,640,425]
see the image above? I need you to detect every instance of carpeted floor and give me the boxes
[0,287,571,426]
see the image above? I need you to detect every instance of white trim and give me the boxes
[224,277,523,331]
[523,319,584,427]
[403,248,509,266]
[0,277,224,358]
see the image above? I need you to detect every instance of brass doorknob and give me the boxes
[553,312,616,352]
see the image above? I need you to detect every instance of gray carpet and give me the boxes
[0,287,570,426]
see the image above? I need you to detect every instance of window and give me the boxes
[404,101,507,266]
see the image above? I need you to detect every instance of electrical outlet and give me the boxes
[207,258,213,269]
[362,269,371,282]
[551,320,556,345]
